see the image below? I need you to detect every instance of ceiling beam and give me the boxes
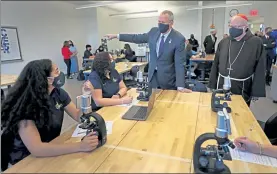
[75,1,132,10]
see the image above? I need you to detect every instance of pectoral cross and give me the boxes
[227,67,233,71]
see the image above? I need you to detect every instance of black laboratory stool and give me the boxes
[258,112,277,145]
[124,65,140,88]
[196,62,212,83]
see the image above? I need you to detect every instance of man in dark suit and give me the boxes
[188,34,199,52]
[203,29,217,54]
[105,10,191,93]
[262,27,276,85]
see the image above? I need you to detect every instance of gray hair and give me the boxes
[161,10,174,22]
[265,27,272,33]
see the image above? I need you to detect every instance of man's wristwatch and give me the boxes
[116,93,122,98]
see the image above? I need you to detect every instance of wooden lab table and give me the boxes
[112,54,125,60]
[1,74,18,88]
[5,89,277,173]
[83,62,148,80]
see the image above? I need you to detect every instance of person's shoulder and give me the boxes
[217,37,229,48]
[149,27,159,34]
[249,35,264,45]
[172,29,185,42]
[53,88,69,98]
[172,29,184,38]
[89,71,99,79]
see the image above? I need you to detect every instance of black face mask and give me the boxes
[229,27,243,38]
[158,23,169,33]
[190,35,194,39]
[49,72,65,88]
[69,44,73,47]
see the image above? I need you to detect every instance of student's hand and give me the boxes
[234,137,259,154]
[178,87,192,93]
[79,132,99,152]
[122,96,133,104]
[83,80,94,91]
[105,34,118,40]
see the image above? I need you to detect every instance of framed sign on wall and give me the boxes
[1,26,23,63]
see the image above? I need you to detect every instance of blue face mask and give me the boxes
[229,27,243,39]
[158,23,169,33]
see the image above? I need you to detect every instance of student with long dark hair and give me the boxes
[124,44,136,62]
[61,41,73,79]
[1,59,98,171]
[84,52,133,111]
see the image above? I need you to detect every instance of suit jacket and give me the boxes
[119,27,186,89]
[203,35,217,54]
[262,36,276,59]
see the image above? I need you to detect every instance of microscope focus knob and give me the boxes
[199,156,209,168]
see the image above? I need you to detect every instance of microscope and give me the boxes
[76,94,107,148]
[193,105,235,174]
[211,76,232,113]
[136,70,150,101]
[101,38,108,52]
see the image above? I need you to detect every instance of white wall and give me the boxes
[1,1,98,75]
[96,7,124,51]
[224,1,277,34]
[202,8,226,50]
[119,7,200,52]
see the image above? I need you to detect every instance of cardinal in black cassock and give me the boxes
[208,14,266,106]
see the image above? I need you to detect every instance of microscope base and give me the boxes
[198,157,231,174]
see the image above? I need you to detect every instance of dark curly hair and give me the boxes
[92,52,111,82]
[1,59,53,134]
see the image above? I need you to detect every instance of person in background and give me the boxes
[124,44,136,62]
[203,29,217,54]
[185,43,198,77]
[1,59,98,171]
[234,137,277,158]
[208,14,266,106]
[262,27,276,85]
[254,31,259,36]
[61,41,73,79]
[257,31,264,37]
[223,34,229,39]
[188,34,199,52]
[105,10,192,93]
[84,44,93,59]
[84,52,133,111]
[68,40,79,76]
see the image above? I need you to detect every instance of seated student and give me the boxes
[84,44,94,59]
[1,59,98,171]
[84,52,133,111]
[185,43,199,77]
[124,44,136,62]
[234,137,277,158]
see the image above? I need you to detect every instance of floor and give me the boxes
[60,78,277,133]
